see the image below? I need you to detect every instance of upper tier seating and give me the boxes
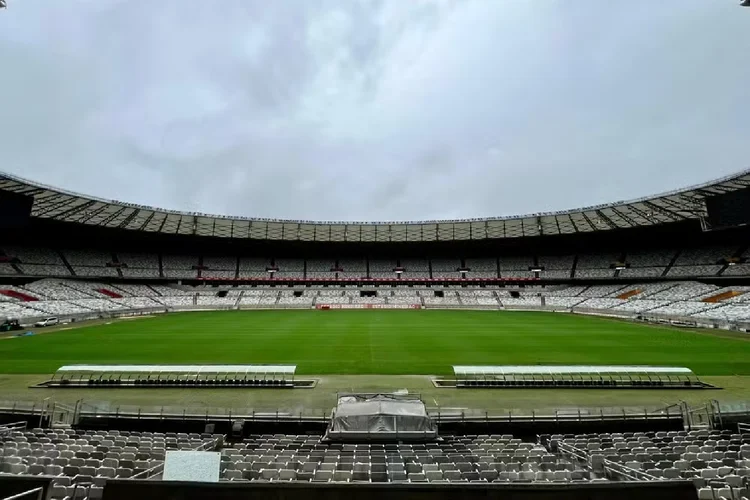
[499,256,533,278]
[64,250,110,267]
[118,253,160,278]
[538,255,574,270]
[306,260,337,280]
[238,258,271,278]
[162,255,198,279]
[336,259,367,279]
[431,259,461,279]
[667,265,723,277]
[576,268,616,278]
[464,258,497,278]
[202,256,237,279]
[674,246,738,266]
[625,249,677,267]
[618,267,665,278]
[399,259,429,279]
[369,260,397,279]
[275,259,304,279]
[3,247,62,265]
[576,253,618,269]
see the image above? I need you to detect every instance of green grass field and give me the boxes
[0,310,748,376]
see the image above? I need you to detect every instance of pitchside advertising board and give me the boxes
[316,304,421,310]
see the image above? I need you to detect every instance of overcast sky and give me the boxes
[0,1,748,221]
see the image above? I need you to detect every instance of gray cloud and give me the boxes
[0,0,748,221]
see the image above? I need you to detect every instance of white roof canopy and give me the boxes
[453,365,694,376]
[55,364,296,375]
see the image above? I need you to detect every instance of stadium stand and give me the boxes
[498,256,534,279]
[305,259,337,280]
[548,429,750,498]
[202,256,237,279]
[161,255,198,279]
[369,260,397,279]
[399,259,430,280]
[575,253,617,279]
[6,275,750,323]
[118,253,160,278]
[2,424,744,493]
[238,258,271,278]
[337,259,367,279]
[275,259,305,279]
[0,427,219,494]
[431,259,462,279]
[464,258,497,278]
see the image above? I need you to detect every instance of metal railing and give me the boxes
[1,487,44,500]
[0,421,27,434]
[557,442,658,482]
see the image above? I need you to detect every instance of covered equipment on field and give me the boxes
[325,393,438,442]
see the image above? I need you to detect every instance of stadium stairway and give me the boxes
[234,291,244,308]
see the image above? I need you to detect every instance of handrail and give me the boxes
[558,442,658,482]
[0,421,27,434]
[1,487,44,500]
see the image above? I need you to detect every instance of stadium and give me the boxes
[2,2,750,499]
[1,168,750,500]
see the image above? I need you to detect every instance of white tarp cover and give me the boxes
[329,395,436,433]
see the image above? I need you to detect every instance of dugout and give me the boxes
[453,365,710,389]
[44,364,297,388]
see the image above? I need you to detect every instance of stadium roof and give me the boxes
[2,169,749,242]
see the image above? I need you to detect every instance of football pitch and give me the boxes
[0,310,748,376]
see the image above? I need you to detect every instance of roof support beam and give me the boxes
[133,211,155,231]
[94,206,129,226]
[628,203,665,224]
[568,214,579,233]
[33,197,79,217]
[157,214,168,233]
[79,204,115,223]
[53,200,98,221]
[594,210,618,230]
[580,212,599,232]
[608,206,639,227]
[647,198,694,218]
[114,208,141,229]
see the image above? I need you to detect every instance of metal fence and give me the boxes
[0,398,700,427]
